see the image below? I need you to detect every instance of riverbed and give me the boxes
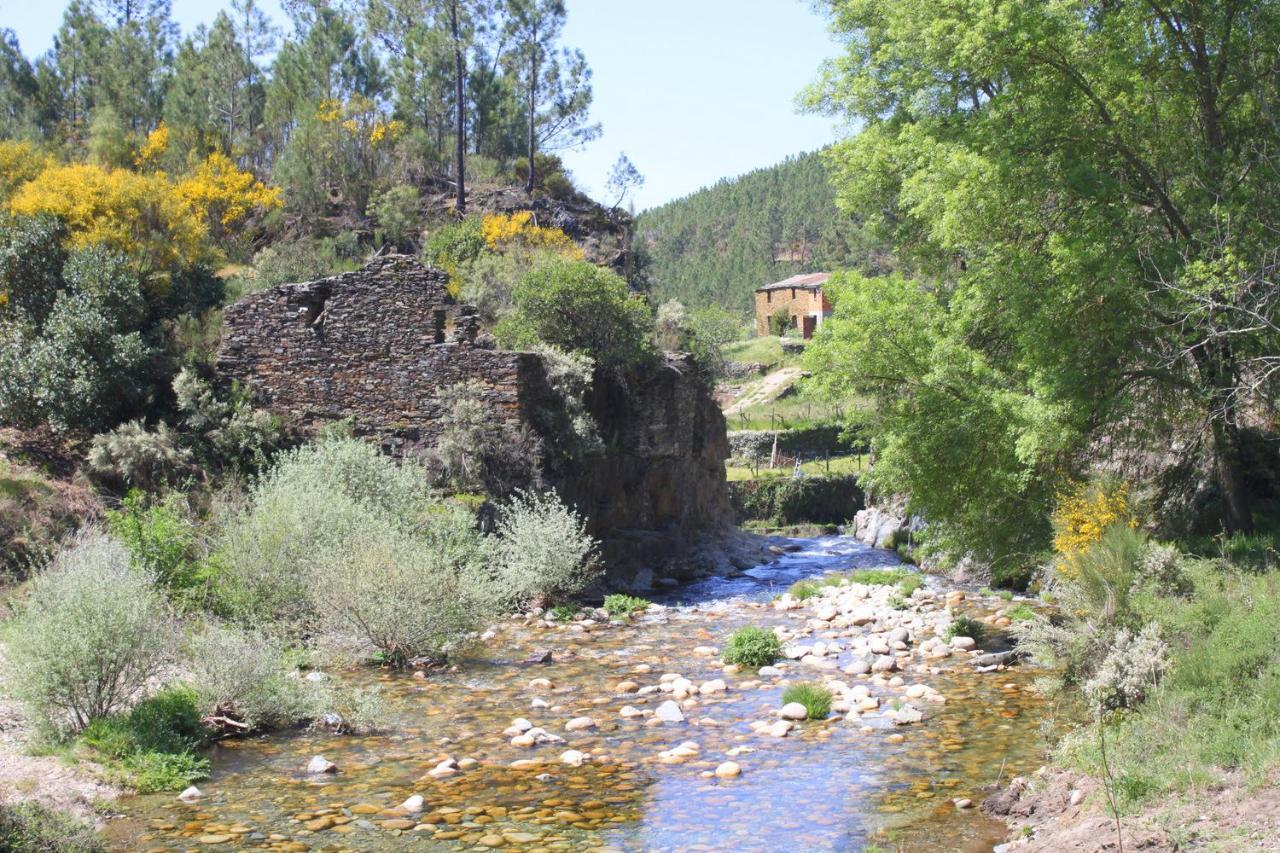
[103,535,1053,852]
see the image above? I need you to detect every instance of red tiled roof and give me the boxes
[756,272,832,292]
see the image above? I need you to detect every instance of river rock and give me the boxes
[758,666,784,677]
[306,755,337,775]
[698,679,727,695]
[565,716,597,731]
[715,761,742,778]
[400,795,425,813]
[843,659,872,676]
[504,718,534,736]
[178,786,203,801]
[620,705,645,718]
[892,704,924,725]
[779,702,809,721]
[767,720,793,737]
[871,655,898,673]
[615,680,641,694]
[949,636,977,651]
[655,700,685,723]
[560,749,587,767]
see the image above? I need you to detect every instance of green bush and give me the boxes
[944,615,986,643]
[424,216,487,270]
[491,490,600,608]
[250,237,348,291]
[429,380,540,495]
[82,686,205,758]
[210,437,433,628]
[603,594,650,616]
[370,184,421,249]
[495,254,655,372]
[185,622,316,733]
[781,682,832,719]
[313,507,493,667]
[1007,603,1036,622]
[4,530,174,735]
[172,368,286,477]
[0,801,103,852]
[847,568,908,586]
[86,421,192,494]
[897,574,923,596]
[107,492,203,596]
[722,627,783,667]
[729,476,864,526]
[119,749,210,794]
[551,604,577,622]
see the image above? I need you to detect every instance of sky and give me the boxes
[1,0,845,210]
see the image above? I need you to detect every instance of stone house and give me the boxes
[753,272,832,339]
[216,255,553,454]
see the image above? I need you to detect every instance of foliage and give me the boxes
[210,437,433,628]
[107,492,204,596]
[806,0,1280,541]
[0,457,96,582]
[846,568,908,586]
[496,254,654,372]
[424,217,488,277]
[172,368,286,477]
[896,574,922,597]
[370,183,420,249]
[185,622,315,733]
[0,801,103,853]
[313,507,493,667]
[943,615,986,644]
[482,211,581,258]
[550,603,577,623]
[531,344,601,463]
[729,475,863,526]
[3,530,173,735]
[87,420,193,493]
[0,140,50,201]
[1052,480,1136,580]
[80,685,210,793]
[250,237,353,292]
[638,149,884,311]
[1006,603,1036,623]
[787,579,821,601]
[721,626,783,667]
[602,594,650,616]
[1082,623,1170,714]
[491,489,600,608]
[782,682,832,720]
[430,380,541,495]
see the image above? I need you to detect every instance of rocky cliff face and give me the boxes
[555,354,735,589]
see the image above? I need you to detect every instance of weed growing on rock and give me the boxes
[944,615,986,643]
[722,627,783,668]
[603,594,650,617]
[787,580,821,600]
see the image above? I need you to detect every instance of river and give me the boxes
[104,535,1053,852]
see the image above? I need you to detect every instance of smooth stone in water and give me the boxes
[655,700,685,723]
[306,755,337,775]
[779,702,809,721]
[565,716,597,731]
[715,761,742,778]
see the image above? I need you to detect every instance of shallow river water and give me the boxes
[104,536,1054,852]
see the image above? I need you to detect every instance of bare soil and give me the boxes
[985,767,1280,851]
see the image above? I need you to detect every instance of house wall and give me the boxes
[216,255,551,454]
[754,286,831,337]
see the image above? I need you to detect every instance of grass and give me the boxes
[787,579,822,600]
[602,593,650,616]
[722,627,783,668]
[980,586,1015,600]
[0,801,103,852]
[1007,603,1036,622]
[722,336,790,370]
[78,686,210,794]
[725,453,868,482]
[811,568,921,598]
[781,682,832,720]
[551,604,577,623]
[943,615,986,642]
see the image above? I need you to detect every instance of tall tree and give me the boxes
[0,30,39,137]
[806,0,1280,542]
[502,0,598,192]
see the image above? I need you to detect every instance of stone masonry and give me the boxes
[217,255,551,453]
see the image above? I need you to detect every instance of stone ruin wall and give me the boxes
[217,255,551,453]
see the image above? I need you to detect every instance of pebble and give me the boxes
[954,798,974,809]
[400,795,425,813]
[178,786,203,801]
[779,702,809,721]
[565,716,597,731]
[715,761,742,778]
[560,749,587,767]
[305,755,337,775]
[655,700,685,723]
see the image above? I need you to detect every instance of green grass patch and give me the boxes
[1007,603,1036,622]
[722,336,788,370]
[550,604,577,623]
[781,682,832,719]
[602,594,650,616]
[787,580,822,600]
[722,627,783,668]
[943,615,986,643]
[725,454,868,482]
[78,686,210,793]
[897,574,923,596]
[0,801,103,852]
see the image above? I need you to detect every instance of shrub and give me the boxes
[495,254,654,372]
[424,216,487,272]
[82,685,205,758]
[107,492,203,596]
[1083,623,1170,712]
[551,604,577,622]
[3,530,173,735]
[782,682,832,719]
[722,627,783,667]
[944,615,986,643]
[370,183,420,249]
[492,490,600,608]
[1052,478,1135,579]
[729,476,864,526]
[0,802,103,852]
[119,750,210,794]
[1007,603,1036,622]
[532,344,602,463]
[173,368,285,477]
[210,438,432,627]
[251,237,347,291]
[185,622,316,733]
[314,685,387,735]
[897,574,923,596]
[429,380,541,495]
[603,594,650,616]
[87,420,193,493]
[313,508,493,667]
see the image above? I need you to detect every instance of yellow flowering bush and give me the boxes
[135,122,170,170]
[1052,479,1136,578]
[0,140,51,202]
[481,211,582,258]
[177,151,283,229]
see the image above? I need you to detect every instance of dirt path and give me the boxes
[723,366,805,417]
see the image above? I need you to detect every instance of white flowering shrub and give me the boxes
[1084,623,1170,712]
[492,490,600,608]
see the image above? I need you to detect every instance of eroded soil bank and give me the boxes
[99,536,1053,852]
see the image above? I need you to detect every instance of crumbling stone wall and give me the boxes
[217,255,551,453]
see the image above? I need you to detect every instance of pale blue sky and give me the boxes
[1,0,844,210]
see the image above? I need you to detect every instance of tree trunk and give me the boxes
[451,1,466,214]
[1211,407,1254,534]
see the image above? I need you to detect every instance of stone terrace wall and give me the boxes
[217,255,549,452]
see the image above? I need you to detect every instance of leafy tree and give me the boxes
[496,253,653,371]
[605,151,642,212]
[806,0,1280,546]
[502,0,599,192]
[0,30,39,137]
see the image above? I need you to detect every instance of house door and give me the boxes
[802,315,816,340]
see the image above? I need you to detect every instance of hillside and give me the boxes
[636,150,888,312]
